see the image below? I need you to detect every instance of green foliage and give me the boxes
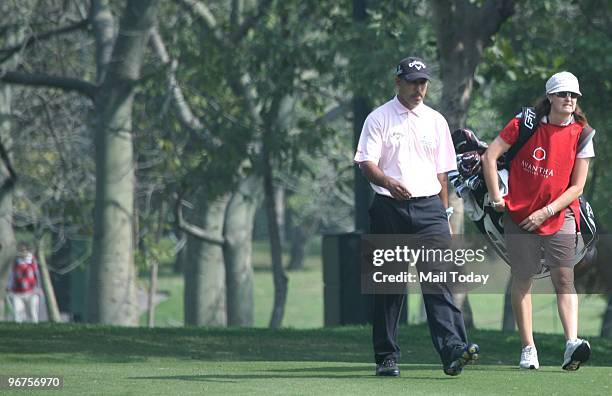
[255,0,439,233]
[134,2,254,204]
[337,1,435,102]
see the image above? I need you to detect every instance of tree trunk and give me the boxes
[87,0,160,325]
[288,222,309,271]
[352,0,372,233]
[462,295,475,329]
[353,96,373,233]
[432,0,515,131]
[600,294,612,338]
[223,174,262,326]
[502,277,516,331]
[147,260,158,327]
[274,185,286,246]
[432,0,515,333]
[183,194,229,326]
[0,13,20,319]
[288,214,320,271]
[263,145,288,328]
[0,77,16,321]
[147,201,165,328]
[172,228,186,274]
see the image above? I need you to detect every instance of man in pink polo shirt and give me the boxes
[355,56,479,377]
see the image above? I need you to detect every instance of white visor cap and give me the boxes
[545,71,582,96]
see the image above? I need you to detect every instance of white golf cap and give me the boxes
[545,71,582,96]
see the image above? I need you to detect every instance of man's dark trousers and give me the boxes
[370,194,468,366]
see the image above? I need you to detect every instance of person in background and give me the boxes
[6,242,41,323]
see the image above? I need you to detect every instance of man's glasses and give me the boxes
[553,91,579,99]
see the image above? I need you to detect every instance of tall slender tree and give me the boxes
[87,0,160,325]
[0,1,22,318]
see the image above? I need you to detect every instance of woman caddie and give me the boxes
[482,71,594,371]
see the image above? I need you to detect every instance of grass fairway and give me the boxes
[1,323,611,395]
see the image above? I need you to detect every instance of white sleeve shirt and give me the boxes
[354,96,457,198]
[577,139,594,158]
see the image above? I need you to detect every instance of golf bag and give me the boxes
[449,112,598,276]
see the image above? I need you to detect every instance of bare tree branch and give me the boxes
[149,29,222,149]
[91,0,116,84]
[178,0,228,47]
[38,93,71,176]
[0,70,97,100]
[179,0,272,45]
[149,30,201,128]
[0,19,90,64]
[177,0,268,132]
[174,192,225,246]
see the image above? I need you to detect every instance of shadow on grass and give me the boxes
[1,323,611,367]
[268,365,443,373]
[127,374,454,382]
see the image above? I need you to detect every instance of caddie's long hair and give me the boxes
[534,97,588,126]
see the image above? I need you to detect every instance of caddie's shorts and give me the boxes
[504,209,583,279]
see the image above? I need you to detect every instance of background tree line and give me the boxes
[1,0,610,334]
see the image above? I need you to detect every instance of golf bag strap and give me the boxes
[505,107,536,163]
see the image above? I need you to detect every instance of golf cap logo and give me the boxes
[532,147,546,161]
[408,60,426,70]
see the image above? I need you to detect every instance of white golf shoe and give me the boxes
[519,345,539,370]
[562,339,591,371]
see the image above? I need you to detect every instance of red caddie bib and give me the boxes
[499,117,582,235]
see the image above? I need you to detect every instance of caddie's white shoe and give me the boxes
[519,345,539,370]
[562,339,591,371]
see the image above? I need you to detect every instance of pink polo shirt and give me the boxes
[354,96,457,197]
